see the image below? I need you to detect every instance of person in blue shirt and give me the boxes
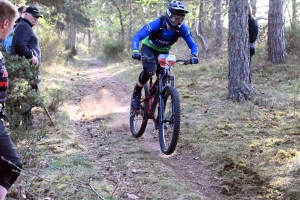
[1,6,26,53]
[131,0,199,110]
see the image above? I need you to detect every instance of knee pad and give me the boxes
[138,70,152,85]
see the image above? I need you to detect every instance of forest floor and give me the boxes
[9,53,300,200]
[65,59,230,200]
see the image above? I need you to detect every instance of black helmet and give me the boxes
[166,1,189,29]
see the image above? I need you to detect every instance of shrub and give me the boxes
[102,39,124,59]
[0,45,44,127]
[35,18,69,65]
[285,25,300,53]
[44,87,70,113]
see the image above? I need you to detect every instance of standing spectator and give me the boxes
[248,4,259,82]
[10,5,42,125]
[0,1,23,199]
[1,6,27,53]
[10,5,42,64]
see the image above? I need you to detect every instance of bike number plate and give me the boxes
[158,54,176,67]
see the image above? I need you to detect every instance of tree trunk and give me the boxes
[267,0,287,64]
[68,21,76,50]
[195,0,208,57]
[291,0,299,30]
[215,0,223,55]
[111,0,125,47]
[88,29,91,48]
[128,0,132,52]
[228,0,252,102]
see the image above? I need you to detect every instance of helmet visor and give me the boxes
[170,14,185,24]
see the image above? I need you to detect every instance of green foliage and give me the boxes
[35,19,69,65]
[44,87,70,113]
[0,46,44,124]
[102,39,124,59]
[285,25,300,53]
[25,0,66,7]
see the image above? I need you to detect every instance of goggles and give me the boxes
[170,14,185,24]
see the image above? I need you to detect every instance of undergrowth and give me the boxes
[105,42,300,199]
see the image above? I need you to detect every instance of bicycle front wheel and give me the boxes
[129,84,149,137]
[159,86,180,155]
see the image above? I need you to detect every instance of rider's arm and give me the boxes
[131,18,161,52]
[180,24,199,56]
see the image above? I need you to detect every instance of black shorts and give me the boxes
[141,44,168,76]
[0,121,22,190]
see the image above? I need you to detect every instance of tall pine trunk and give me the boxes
[228,0,252,102]
[267,0,286,64]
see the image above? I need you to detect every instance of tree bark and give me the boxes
[128,0,133,52]
[111,0,125,47]
[291,0,299,30]
[88,29,91,48]
[68,21,77,50]
[228,0,252,102]
[196,0,208,57]
[215,0,223,55]
[267,0,287,64]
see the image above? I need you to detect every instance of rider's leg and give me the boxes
[131,45,157,109]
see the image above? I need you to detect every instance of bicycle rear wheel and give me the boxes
[130,84,149,137]
[159,86,180,155]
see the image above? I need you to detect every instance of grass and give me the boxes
[105,43,300,199]
[7,43,300,199]
[6,58,207,199]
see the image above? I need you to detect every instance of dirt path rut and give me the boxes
[68,60,229,200]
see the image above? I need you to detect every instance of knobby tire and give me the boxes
[130,84,149,137]
[159,86,180,155]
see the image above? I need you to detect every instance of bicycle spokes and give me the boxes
[159,87,180,155]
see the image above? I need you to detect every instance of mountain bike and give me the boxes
[129,54,191,155]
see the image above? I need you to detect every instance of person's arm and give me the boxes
[13,24,34,59]
[131,18,161,52]
[180,25,199,56]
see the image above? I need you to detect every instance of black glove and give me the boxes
[250,43,255,56]
[132,52,142,61]
[190,55,199,64]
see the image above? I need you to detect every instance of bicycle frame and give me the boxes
[130,53,191,154]
[146,58,176,125]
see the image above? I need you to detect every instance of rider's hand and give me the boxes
[190,55,199,64]
[132,52,142,61]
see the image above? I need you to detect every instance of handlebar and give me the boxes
[141,55,191,65]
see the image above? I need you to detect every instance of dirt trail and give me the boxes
[69,60,229,200]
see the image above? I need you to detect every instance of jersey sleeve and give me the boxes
[180,24,199,56]
[13,24,34,59]
[131,18,161,52]
[0,52,8,103]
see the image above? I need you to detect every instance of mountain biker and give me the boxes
[131,0,199,110]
